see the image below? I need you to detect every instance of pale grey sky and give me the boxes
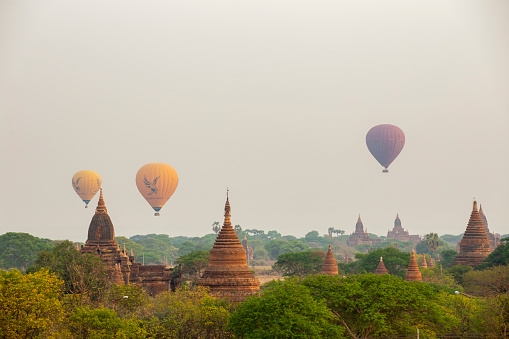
[1,0,508,242]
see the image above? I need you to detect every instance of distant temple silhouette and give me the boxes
[80,189,177,295]
[347,215,381,247]
[386,214,420,245]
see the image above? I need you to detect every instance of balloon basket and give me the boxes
[85,205,88,208]
[154,213,160,216]
[382,169,388,173]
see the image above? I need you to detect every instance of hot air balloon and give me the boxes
[366,124,405,173]
[72,170,102,207]
[136,163,179,216]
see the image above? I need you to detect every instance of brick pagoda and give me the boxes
[374,257,388,275]
[453,201,491,267]
[80,189,174,295]
[321,245,339,275]
[197,193,260,303]
[386,214,420,245]
[347,215,381,247]
[405,250,422,282]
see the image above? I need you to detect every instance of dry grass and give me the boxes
[251,265,284,285]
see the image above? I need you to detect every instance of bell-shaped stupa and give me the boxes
[197,192,260,303]
[420,254,428,269]
[453,201,491,267]
[321,245,339,275]
[406,250,422,282]
[374,256,389,275]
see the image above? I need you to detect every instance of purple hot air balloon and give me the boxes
[366,124,405,173]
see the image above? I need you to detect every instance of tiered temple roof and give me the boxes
[453,201,491,267]
[479,205,501,252]
[406,250,422,282]
[374,257,388,275]
[80,189,174,295]
[197,193,260,303]
[347,215,381,247]
[321,245,339,275]
[387,214,420,244]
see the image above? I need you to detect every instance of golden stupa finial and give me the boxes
[95,188,107,215]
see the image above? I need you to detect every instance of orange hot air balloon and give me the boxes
[72,170,102,208]
[136,163,179,216]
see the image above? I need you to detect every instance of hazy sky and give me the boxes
[1,0,508,242]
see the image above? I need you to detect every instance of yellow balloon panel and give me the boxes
[136,163,179,214]
[72,170,102,207]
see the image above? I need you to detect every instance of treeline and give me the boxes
[1,230,508,272]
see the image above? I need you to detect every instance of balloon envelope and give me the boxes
[136,163,179,216]
[72,170,102,207]
[366,124,405,172]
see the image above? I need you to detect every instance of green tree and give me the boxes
[27,240,109,307]
[350,247,411,278]
[0,268,66,338]
[272,249,325,277]
[228,278,344,338]
[142,286,233,338]
[106,284,149,317]
[301,274,455,338]
[175,250,209,281]
[267,230,281,240]
[304,230,321,242]
[447,265,472,286]
[440,249,458,268]
[212,222,221,236]
[234,224,242,236]
[477,237,509,269]
[425,233,441,256]
[264,239,308,260]
[0,232,54,271]
[68,306,148,338]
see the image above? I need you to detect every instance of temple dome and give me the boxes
[87,189,115,243]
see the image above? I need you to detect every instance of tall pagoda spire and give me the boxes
[406,250,422,282]
[374,256,388,275]
[96,188,107,215]
[321,245,339,275]
[197,191,260,303]
[453,200,491,267]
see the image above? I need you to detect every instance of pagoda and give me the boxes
[80,189,173,294]
[374,257,388,275]
[479,205,501,252]
[241,234,253,265]
[420,254,428,269]
[453,201,491,267]
[197,193,260,303]
[405,250,422,282]
[321,245,339,275]
[347,215,381,247]
[387,214,421,245]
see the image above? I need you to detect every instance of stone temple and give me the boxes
[321,245,339,275]
[453,201,491,267]
[405,250,422,282]
[386,214,421,245]
[80,189,176,295]
[479,205,501,252]
[347,215,381,247]
[197,193,260,303]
